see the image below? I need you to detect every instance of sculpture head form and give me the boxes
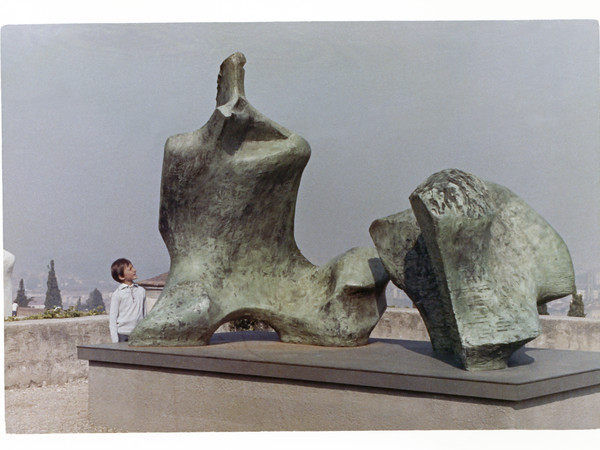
[216,52,246,107]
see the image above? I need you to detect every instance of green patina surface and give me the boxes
[370,169,575,370]
[130,53,388,347]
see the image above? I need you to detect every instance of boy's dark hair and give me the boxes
[111,258,132,283]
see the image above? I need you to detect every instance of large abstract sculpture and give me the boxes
[370,169,575,370]
[130,53,388,347]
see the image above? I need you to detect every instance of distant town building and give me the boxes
[137,272,168,312]
[583,271,600,302]
[578,270,600,318]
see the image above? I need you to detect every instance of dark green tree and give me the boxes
[537,302,549,315]
[567,293,586,318]
[15,278,32,307]
[86,288,105,311]
[75,297,85,311]
[44,260,63,309]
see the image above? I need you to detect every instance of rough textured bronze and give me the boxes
[370,169,575,370]
[129,53,388,347]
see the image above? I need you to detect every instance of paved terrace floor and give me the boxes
[3,379,598,448]
[4,379,116,433]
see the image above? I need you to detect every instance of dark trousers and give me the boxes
[118,333,129,342]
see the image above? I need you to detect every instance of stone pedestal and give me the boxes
[78,332,600,431]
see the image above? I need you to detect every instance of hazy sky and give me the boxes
[2,20,599,291]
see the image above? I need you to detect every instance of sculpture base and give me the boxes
[78,332,600,431]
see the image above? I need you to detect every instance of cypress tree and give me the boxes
[75,297,85,311]
[44,260,63,309]
[86,288,105,311]
[15,278,32,307]
[567,293,586,318]
[537,302,549,315]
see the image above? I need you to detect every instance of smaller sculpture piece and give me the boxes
[129,53,388,347]
[370,169,575,370]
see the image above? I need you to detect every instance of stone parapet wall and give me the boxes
[371,308,430,341]
[4,315,110,388]
[372,308,600,352]
[534,314,600,351]
[4,309,600,388]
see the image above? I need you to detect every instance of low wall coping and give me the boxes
[5,314,108,327]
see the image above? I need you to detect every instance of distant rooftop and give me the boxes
[137,272,168,289]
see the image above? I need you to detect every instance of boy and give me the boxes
[109,258,146,343]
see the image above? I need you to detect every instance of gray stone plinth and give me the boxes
[79,332,600,431]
